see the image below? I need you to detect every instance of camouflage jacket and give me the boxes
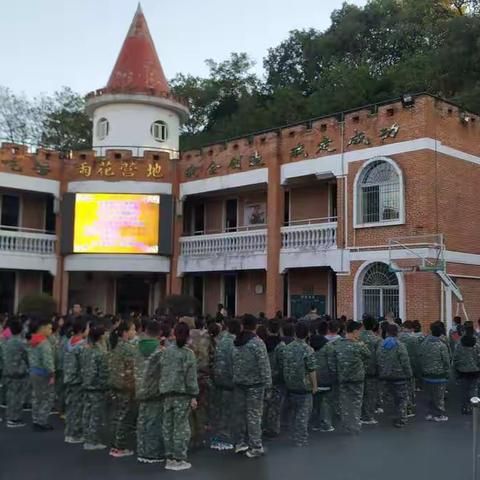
[81,344,109,391]
[134,338,160,401]
[108,338,136,392]
[314,343,334,388]
[2,336,29,378]
[453,338,480,374]
[232,332,272,389]
[270,341,286,386]
[28,334,55,377]
[189,329,212,376]
[419,335,451,380]
[63,336,88,386]
[327,338,370,383]
[359,330,380,377]
[398,332,420,375]
[376,337,412,381]
[282,339,316,393]
[142,348,164,400]
[159,344,199,397]
[213,331,235,389]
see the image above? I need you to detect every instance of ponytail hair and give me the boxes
[174,321,190,348]
[111,318,134,348]
[89,324,106,344]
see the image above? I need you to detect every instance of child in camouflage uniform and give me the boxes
[211,318,241,450]
[453,322,480,414]
[377,324,412,427]
[282,322,317,446]
[63,317,89,444]
[82,324,109,450]
[134,320,164,464]
[327,320,370,434]
[160,322,199,472]
[3,318,29,428]
[419,321,451,422]
[399,320,420,416]
[359,316,380,425]
[109,319,137,457]
[28,317,55,431]
[232,314,271,458]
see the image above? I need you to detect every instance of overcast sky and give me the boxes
[0,0,366,97]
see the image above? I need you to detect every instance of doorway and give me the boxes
[192,275,204,314]
[225,199,238,232]
[223,274,236,317]
[0,270,16,314]
[116,275,150,316]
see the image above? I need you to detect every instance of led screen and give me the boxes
[73,193,160,254]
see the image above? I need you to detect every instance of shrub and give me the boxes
[18,293,57,319]
[157,294,200,317]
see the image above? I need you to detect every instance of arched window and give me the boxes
[96,117,109,140]
[361,262,399,319]
[357,159,402,225]
[151,120,168,142]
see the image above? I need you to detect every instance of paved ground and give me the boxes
[0,390,475,480]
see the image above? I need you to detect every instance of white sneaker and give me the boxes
[374,408,384,414]
[235,443,249,454]
[65,436,84,444]
[7,421,26,428]
[361,419,378,425]
[137,457,164,464]
[246,447,265,459]
[434,415,448,422]
[84,443,107,451]
[165,459,178,470]
[425,414,434,421]
[175,461,192,471]
[319,426,335,432]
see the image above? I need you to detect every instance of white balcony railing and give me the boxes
[281,222,337,250]
[0,229,56,255]
[180,229,267,257]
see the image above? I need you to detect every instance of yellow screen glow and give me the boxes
[73,193,160,254]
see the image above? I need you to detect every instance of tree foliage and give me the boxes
[172,0,480,150]
[0,86,91,151]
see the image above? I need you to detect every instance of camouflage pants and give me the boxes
[83,391,106,445]
[191,375,212,446]
[459,376,479,412]
[212,386,234,442]
[65,385,84,438]
[263,384,285,436]
[362,377,378,421]
[311,389,333,430]
[0,374,6,405]
[111,391,137,450]
[339,382,364,434]
[55,370,65,415]
[288,392,312,446]
[137,400,164,460]
[233,385,265,449]
[5,376,28,422]
[31,375,54,426]
[425,382,447,417]
[384,381,408,424]
[162,396,191,461]
[407,377,416,410]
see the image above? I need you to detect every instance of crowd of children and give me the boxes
[0,307,478,472]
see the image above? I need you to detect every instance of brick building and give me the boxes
[1,6,479,329]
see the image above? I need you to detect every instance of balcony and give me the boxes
[0,227,57,273]
[280,218,343,272]
[178,226,267,273]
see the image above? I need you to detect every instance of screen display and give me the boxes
[73,193,160,254]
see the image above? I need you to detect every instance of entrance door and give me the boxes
[1,194,20,230]
[223,274,236,317]
[116,276,150,316]
[225,199,238,232]
[0,270,16,314]
[193,203,205,235]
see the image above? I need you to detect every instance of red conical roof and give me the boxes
[106,4,170,96]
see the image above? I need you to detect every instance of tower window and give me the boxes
[96,118,109,140]
[151,121,168,142]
